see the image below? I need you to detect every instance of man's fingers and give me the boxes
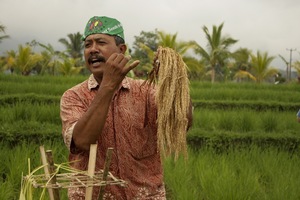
[121,56,140,72]
[107,53,118,62]
[128,60,140,70]
[125,55,132,60]
[107,53,128,64]
[107,53,139,74]
[121,60,140,75]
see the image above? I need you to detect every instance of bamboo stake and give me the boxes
[46,150,60,200]
[85,144,98,200]
[39,146,55,200]
[98,147,113,200]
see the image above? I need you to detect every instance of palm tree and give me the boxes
[161,31,208,79]
[292,61,300,82]
[136,31,200,79]
[131,30,159,77]
[158,31,207,80]
[0,24,9,43]
[135,42,156,76]
[232,48,252,70]
[38,42,66,75]
[57,57,84,76]
[278,54,289,81]
[14,45,43,75]
[231,48,254,82]
[184,56,206,80]
[250,51,278,83]
[157,31,195,55]
[2,50,16,73]
[59,32,83,59]
[194,23,238,83]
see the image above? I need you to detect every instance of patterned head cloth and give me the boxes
[82,16,124,41]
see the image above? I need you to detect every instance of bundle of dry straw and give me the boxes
[146,46,190,160]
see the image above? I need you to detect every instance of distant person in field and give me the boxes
[60,16,193,199]
[297,109,300,123]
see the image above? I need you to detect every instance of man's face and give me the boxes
[83,33,122,78]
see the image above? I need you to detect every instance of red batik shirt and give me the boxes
[60,74,166,200]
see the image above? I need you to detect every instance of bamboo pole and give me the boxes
[98,147,113,200]
[39,146,56,200]
[85,144,98,200]
[46,150,60,200]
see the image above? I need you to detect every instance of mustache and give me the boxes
[88,54,106,63]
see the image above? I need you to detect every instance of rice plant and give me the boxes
[191,108,300,136]
[190,81,300,103]
[164,146,300,200]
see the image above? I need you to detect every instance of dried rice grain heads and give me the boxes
[146,46,190,161]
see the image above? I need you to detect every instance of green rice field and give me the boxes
[1,74,300,199]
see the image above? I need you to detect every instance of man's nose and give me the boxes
[90,43,99,53]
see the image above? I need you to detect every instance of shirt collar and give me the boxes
[87,74,130,91]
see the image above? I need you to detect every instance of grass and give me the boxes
[1,75,300,199]
[190,81,300,103]
[0,74,86,96]
[2,141,300,200]
[0,141,68,200]
[164,146,300,200]
[191,108,300,136]
[0,101,60,124]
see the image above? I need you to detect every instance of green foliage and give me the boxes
[190,81,300,103]
[188,107,300,152]
[130,30,203,79]
[56,57,84,76]
[0,75,300,199]
[0,141,68,199]
[250,51,278,83]
[2,141,300,199]
[0,182,15,200]
[0,24,9,43]
[37,42,69,75]
[58,32,83,59]
[11,45,44,75]
[0,74,87,95]
[131,30,159,66]
[164,147,300,199]
[0,94,60,106]
[194,23,238,83]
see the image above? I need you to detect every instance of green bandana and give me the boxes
[82,16,124,41]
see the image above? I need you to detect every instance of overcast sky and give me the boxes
[1,0,300,70]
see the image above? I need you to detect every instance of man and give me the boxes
[297,109,300,123]
[60,16,192,199]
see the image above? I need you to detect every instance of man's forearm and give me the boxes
[72,87,115,151]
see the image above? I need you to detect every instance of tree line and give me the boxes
[1,23,300,83]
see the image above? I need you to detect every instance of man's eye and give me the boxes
[97,41,105,44]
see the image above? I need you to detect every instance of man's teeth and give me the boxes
[92,59,99,63]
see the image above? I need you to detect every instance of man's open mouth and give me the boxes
[88,55,105,65]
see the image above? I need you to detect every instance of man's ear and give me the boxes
[119,44,127,54]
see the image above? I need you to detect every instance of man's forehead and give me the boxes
[84,34,111,42]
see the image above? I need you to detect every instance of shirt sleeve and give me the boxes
[297,109,300,117]
[60,89,86,152]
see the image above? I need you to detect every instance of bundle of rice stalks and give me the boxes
[19,158,51,200]
[20,146,125,200]
[146,46,190,160]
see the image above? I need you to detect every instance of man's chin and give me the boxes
[90,68,104,77]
